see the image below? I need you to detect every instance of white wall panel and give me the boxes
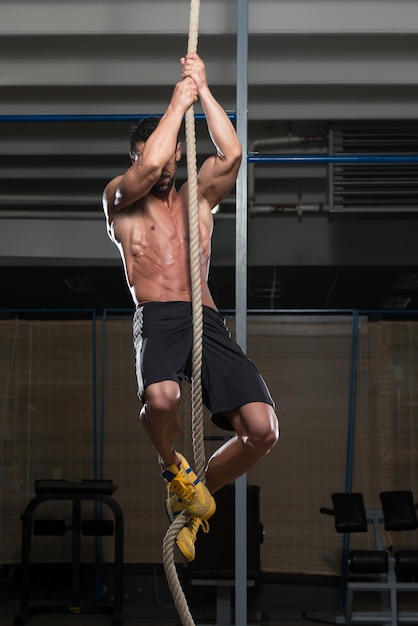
[2,34,418,90]
[2,1,418,36]
[0,0,234,35]
[1,216,418,267]
[249,0,418,34]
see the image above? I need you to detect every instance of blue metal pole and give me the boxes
[0,114,150,123]
[0,113,235,122]
[91,310,99,480]
[340,310,360,610]
[345,310,359,494]
[248,154,418,164]
[91,309,104,607]
[99,311,107,482]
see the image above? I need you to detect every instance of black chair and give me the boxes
[380,490,418,583]
[306,491,418,626]
[306,492,398,625]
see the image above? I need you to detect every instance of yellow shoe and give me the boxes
[165,487,184,523]
[164,453,196,523]
[162,454,216,520]
[176,516,210,562]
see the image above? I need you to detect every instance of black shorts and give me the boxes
[133,301,274,431]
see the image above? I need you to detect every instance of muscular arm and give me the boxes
[103,77,199,220]
[181,54,242,208]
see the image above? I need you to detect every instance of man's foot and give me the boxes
[162,453,216,520]
[165,488,185,523]
[176,516,210,562]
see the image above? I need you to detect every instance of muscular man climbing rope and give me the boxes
[102,53,279,561]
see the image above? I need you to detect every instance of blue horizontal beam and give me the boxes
[248,153,418,164]
[0,114,153,123]
[0,112,236,123]
[0,308,97,315]
[2,307,418,317]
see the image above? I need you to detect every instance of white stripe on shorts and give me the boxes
[133,306,144,400]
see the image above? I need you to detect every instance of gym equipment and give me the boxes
[305,491,418,626]
[14,479,124,626]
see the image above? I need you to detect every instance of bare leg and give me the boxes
[140,380,182,469]
[204,402,279,494]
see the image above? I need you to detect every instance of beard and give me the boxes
[152,174,175,195]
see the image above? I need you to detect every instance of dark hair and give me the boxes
[129,116,161,151]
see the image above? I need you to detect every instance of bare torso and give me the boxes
[109,185,217,309]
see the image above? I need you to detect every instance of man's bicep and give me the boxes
[104,171,142,215]
[102,179,121,231]
[198,156,239,207]
[113,166,157,210]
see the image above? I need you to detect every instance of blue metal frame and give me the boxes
[248,154,418,164]
[0,113,236,123]
[3,305,418,603]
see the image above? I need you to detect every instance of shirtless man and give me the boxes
[103,53,279,561]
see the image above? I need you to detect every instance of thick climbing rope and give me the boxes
[162,2,204,625]
[186,0,206,486]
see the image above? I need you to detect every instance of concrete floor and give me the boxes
[0,609,309,626]
[0,595,309,626]
[0,590,313,626]
[1,618,309,626]
[0,617,308,626]
[0,615,306,626]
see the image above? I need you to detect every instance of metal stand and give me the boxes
[192,579,255,626]
[14,479,124,626]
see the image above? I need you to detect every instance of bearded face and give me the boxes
[151,173,175,195]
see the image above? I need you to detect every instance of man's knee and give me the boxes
[265,412,280,449]
[142,380,181,416]
[252,407,279,453]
